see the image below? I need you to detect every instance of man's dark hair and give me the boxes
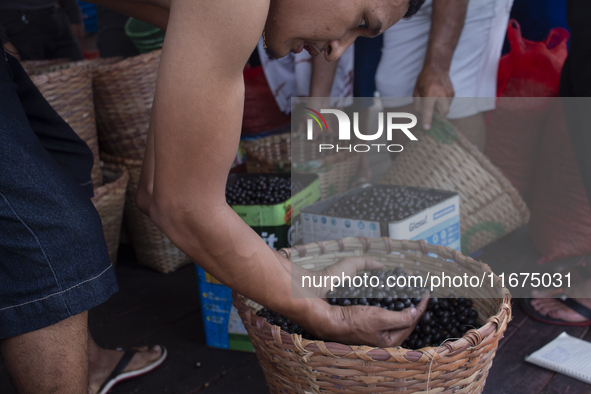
[403,0,426,19]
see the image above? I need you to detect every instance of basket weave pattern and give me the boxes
[29,64,103,188]
[101,154,191,273]
[93,50,161,160]
[245,133,360,199]
[380,117,530,255]
[91,163,129,264]
[234,237,511,394]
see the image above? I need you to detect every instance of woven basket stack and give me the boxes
[91,50,190,273]
[26,51,189,272]
[235,237,511,394]
[380,114,530,255]
[27,58,129,264]
[91,163,129,264]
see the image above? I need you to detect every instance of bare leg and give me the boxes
[88,339,164,394]
[448,113,487,152]
[1,312,89,394]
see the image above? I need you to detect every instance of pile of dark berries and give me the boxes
[256,269,480,349]
[326,186,447,222]
[226,175,303,205]
[401,296,479,349]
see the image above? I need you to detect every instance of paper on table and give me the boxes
[525,331,591,384]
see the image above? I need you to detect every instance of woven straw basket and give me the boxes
[234,237,511,394]
[245,133,360,199]
[93,50,161,160]
[91,163,129,264]
[29,63,103,188]
[380,115,530,255]
[101,154,191,273]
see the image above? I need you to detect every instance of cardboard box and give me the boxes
[228,173,320,249]
[302,185,461,251]
[196,266,254,352]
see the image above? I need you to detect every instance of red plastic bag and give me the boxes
[529,101,591,261]
[242,66,290,135]
[485,20,569,203]
[497,20,569,97]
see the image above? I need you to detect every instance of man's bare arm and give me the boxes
[414,0,468,129]
[141,0,339,335]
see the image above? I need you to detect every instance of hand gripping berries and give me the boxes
[256,269,480,349]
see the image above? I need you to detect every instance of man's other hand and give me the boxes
[413,65,454,130]
[318,297,429,347]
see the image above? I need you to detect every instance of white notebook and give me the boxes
[525,331,591,384]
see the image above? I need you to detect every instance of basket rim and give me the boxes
[233,236,512,363]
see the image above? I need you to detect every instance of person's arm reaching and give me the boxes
[310,54,339,97]
[297,54,339,135]
[413,0,468,129]
[95,0,427,347]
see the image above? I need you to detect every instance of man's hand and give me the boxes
[318,297,429,347]
[413,65,454,130]
[290,257,429,347]
[413,0,469,130]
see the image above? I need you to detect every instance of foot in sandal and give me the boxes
[89,340,167,394]
[521,278,591,326]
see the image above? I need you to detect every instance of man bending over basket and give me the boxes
[0,0,428,392]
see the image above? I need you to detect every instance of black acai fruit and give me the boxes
[325,186,447,222]
[226,175,304,205]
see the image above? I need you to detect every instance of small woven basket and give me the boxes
[29,63,103,189]
[234,237,511,394]
[245,133,360,199]
[91,162,129,264]
[93,50,162,160]
[101,153,191,273]
[380,115,530,255]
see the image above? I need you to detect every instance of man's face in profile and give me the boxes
[263,0,419,61]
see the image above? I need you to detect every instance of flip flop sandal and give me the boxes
[521,296,591,327]
[98,346,168,394]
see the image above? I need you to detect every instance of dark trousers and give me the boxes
[0,6,83,61]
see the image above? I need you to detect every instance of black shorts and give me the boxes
[0,46,118,339]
